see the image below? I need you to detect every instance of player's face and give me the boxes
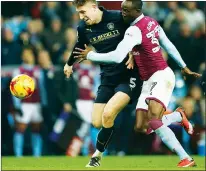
[76,2,98,25]
[121,0,138,24]
[22,50,35,64]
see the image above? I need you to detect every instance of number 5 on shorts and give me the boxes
[130,78,136,89]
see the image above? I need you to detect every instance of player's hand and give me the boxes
[63,103,72,113]
[126,52,134,69]
[73,44,93,60]
[14,108,23,117]
[64,63,73,79]
[181,67,202,80]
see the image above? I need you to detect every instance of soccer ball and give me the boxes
[10,74,35,99]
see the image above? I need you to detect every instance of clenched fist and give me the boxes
[64,63,73,79]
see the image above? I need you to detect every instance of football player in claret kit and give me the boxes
[11,48,45,157]
[74,0,202,167]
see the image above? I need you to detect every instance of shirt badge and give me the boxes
[107,23,114,30]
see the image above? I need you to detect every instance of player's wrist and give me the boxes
[87,51,94,60]
[65,63,73,68]
[181,65,187,70]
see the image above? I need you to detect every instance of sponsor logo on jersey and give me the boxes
[90,30,120,44]
[107,23,114,30]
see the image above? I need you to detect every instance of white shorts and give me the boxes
[76,100,93,123]
[15,103,43,124]
[136,67,175,111]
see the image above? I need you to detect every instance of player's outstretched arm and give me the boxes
[159,26,202,79]
[64,26,89,78]
[74,26,142,63]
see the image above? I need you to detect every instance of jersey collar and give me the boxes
[130,14,144,26]
[98,6,108,23]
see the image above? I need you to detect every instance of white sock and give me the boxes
[162,111,182,126]
[92,150,102,158]
[155,125,192,160]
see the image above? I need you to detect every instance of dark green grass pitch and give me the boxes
[2,155,205,170]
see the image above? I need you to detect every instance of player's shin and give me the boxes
[13,132,24,157]
[31,133,42,157]
[94,126,114,157]
[149,119,192,161]
[162,111,182,126]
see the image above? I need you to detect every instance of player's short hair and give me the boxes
[127,0,143,11]
[73,0,97,7]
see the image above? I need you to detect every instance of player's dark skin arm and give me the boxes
[73,44,92,60]
[67,42,88,66]
[181,67,202,79]
[74,45,135,69]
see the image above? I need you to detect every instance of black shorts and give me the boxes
[95,70,142,104]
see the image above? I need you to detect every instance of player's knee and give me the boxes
[16,125,27,133]
[92,120,102,128]
[135,124,144,131]
[31,123,41,133]
[103,120,114,128]
[31,127,41,133]
[134,127,145,133]
[102,110,114,127]
[103,110,113,122]
[135,123,145,133]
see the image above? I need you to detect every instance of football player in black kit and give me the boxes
[64,0,141,167]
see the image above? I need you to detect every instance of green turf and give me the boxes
[2,155,205,170]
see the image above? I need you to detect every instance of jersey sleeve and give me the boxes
[87,26,142,63]
[159,26,186,68]
[67,25,90,66]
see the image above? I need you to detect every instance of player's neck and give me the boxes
[94,9,103,24]
[136,12,143,18]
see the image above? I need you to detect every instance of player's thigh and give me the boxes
[92,103,106,128]
[93,85,115,127]
[146,67,175,119]
[30,103,43,125]
[103,91,130,121]
[148,100,165,119]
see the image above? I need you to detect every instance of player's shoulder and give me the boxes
[77,20,86,31]
[104,9,122,21]
[106,9,121,16]
[144,15,159,24]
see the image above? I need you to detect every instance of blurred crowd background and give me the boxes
[1,1,205,157]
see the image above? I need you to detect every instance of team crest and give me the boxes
[107,23,114,30]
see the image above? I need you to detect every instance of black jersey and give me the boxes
[67,7,131,76]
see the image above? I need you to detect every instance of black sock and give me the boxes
[96,126,114,152]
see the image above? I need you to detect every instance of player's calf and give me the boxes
[135,109,148,133]
[134,121,147,133]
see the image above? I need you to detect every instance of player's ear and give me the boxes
[92,4,98,11]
